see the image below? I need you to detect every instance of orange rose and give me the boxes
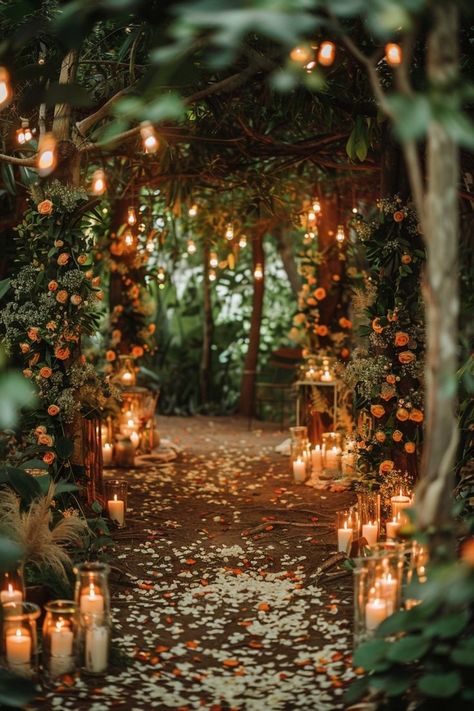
[307,297,317,306]
[85,270,93,279]
[371,318,383,334]
[47,404,60,416]
[461,539,474,567]
[112,329,122,341]
[71,294,82,306]
[55,346,70,361]
[27,327,40,341]
[379,459,394,474]
[48,280,58,292]
[357,440,366,449]
[38,433,53,446]
[340,347,350,359]
[399,351,416,364]
[314,287,326,300]
[409,409,424,423]
[37,199,53,215]
[29,353,40,366]
[393,210,405,222]
[23,368,33,378]
[43,451,56,465]
[95,290,104,301]
[39,367,52,378]
[401,254,412,265]
[316,325,328,337]
[332,274,341,282]
[339,317,352,329]
[56,290,68,303]
[35,426,47,435]
[392,430,403,442]
[63,330,79,342]
[20,342,30,354]
[380,386,396,401]
[394,331,410,347]
[396,407,409,422]
[386,374,396,385]
[370,404,386,419]
[375,431,386,443]
[131,345,144,358]
[105,350,116,362]
[46,321,57,331]
[57,253,70,266]
[404,442,416,454]
[77,254,88,265]
[387,310,398,322]
[54,239,64,248]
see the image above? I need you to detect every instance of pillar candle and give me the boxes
[321,369,332,382]
[120,371,134,386]
[362,521,378,546]
[292,457,306,484]
[0,584,23,604]
[391,489,411,520]
[102,443,113,466]
[311,445,322,472]
[107,494,125,526]
[378,573,398,614]
[50,622,74,657]
[325,446,341,470]
[85,626,108,673]
[386,517,401,539]
[365,597,388,631]
[80,584,104,616]
[6,628,31,666]
[337,521,353,553]
[130,431,140,449]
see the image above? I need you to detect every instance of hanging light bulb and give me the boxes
[146,236,155,253]
[188,203,198,217]
[122,227,136,250]
[254,262,264,281]
[0,66,11,108]
[37,132,57,177]
[318,41,336,67]
[312,198,321,214]
[307,210,316,223]
[91,168,106,195]
[209,251,218,269]
[187,239,197,255]
[157,266,166,283]
[208,269,216,282]
[140,121,159,153]
[290,46,312,64]
[336,225,346,244]
[352,206,358,214]
[239,234,247,249]
[225,223,234,241]
[385,43,402,67]
[127,207,137,226]
[16,118,33,144]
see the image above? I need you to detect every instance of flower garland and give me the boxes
[344,197,425,487]
[0,181,109,475]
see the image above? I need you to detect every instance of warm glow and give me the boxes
[336,224,345,244]
[89,583,96,598]
[254,262,263,280]
[114,494,118,502]
[123,229,135,249]
[16,120,33,145]
[307,210,316,223]
[239,234,247,248]
[188,203,198,217]
[312,198,321,214]
[209,269,216,282]
[91,169,107,195]
[225,223,234,241]
[0,66,11,107]
[140,121,159,153]
[318,41,336,67]
[209,252,218,268]
[187,239,196,255]
[352,206,358,214]
[290,46,312,64]
[37,132,57,176]
[385,42,402,67]
[157,267,166,283]
[127,207,137,225]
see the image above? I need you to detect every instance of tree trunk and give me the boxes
[200,240,214,404]
[415,3,459,529]
[315,192,344,344]
[274,224,300,296]
[239,224,266,417]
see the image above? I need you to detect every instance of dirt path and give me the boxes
[40,415,356,710]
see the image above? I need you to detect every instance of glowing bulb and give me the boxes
[146,237,154,253]
[225,223,234,241]
[16,128,26,144]
[37,132,57,176]
[127,207,137,225]
[312,199,321,214]
[318,41,336,67]
[385,43,402,67]
[188,203,198,217]
[209,252,218,268]
[157,267,166,283]
[254,262,263,280]
[239,234,247,248]
[352,206,358,214]
[91,169,106,195]
[140,121,159,153]
[336,225,345,244]
[290,46,312,64]
[123,228,135,249]
[208,269,216,282]
[187,239,196,255]
[0,66,11,108]
[307,210,316,223]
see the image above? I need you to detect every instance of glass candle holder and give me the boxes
[2,602,41,677]
[115,355,136,388]
[42,600,78,679]
[0,564,25,605]
[353,544,405,647]
[322,432,342,478]
[104,479,128,527]
[336,510,357,554]
[80,611,110,675]
[74,562,110,623]
[357,491,381,545]
[114,436,135,468]
[290,439,308,484]
[404,541,429,609]
[290,425,308,441]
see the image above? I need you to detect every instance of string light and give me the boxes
[37,132,57,177]
[16,118,33,144]
[146,236,155,253]
[209,269,217,282]
[188,203,198,217]
[290,46,312,64]
[127,207,137,226]
[157,267,166,289]
[336,225,346,244]
[254,262,264,280]
[225,223,234,241]
[239,234,247,248]
[209,252,218,269]
[187,239,196,255]
[91,169,106,195]
[0,66,11,108]
[318,41,336,67]
[307,210,316,223]
[352,206,358,214]
[122,227,136,250]
[312,198,321,214]
[140,121,159,153]
[385,43,402,67]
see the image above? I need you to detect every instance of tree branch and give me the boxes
[0,154,36,166]
[75,87,132,137]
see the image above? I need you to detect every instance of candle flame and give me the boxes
[15,628,22,638]
[114,494,118,502]
[7,583,13,594]
[90,583,96,598]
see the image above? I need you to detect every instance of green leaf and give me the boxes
[376,610,415,637]
[353,639,389,668]
[91,500,103,514]
[6,467,42,504]
[1,163,16,195]
[386,635,430,663]
[0,278,10,300]
[0,668,36,707]
[21,459,48,470]
[451,639,474,667]
[0,537,23,573]
[346,116,369,162]
[343,676,370,706]
[54,480,80,496]
[423,609,470,639]
[418,671,462,698]
[386,93,432,141]
[370,671,413,697]
[55,436,74,460]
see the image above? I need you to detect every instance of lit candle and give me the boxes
[50,620,74,657]
[130,431,140,449]
[292,457,306,484]
[325,446,341,470]
[341,452,356,476]
[386,516,401,539]
[365,591,388,631]
[107,494,125,526]
[362,521,378,546]
[337,520,353,553]
[6,628,31,667]
[321,369,332,382]
[391,489,411,520]
[311,445,322,472]
[85,626,108,674]
[0,584,23,604]
[80,583,104,616]
[102,443,113,466]
[378,572,398,614]
[120,371,134,386]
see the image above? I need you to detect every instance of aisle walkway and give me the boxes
[43,416,355,711]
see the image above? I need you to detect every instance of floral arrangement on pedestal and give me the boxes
[0,182,111,478]
[344,197,425,488]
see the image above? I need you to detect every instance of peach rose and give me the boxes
[332,274,341,282]
[43,451,56,464]
[401,254,412,265]
[57,253,70,266]
[63,331,79,342]
[404,442,416,454]
[54,239,64,248]
[461,539,474,567]
[114,305,124,314]
[392,430,403,442]
[23,368,33,378]
[370,404,386,419]
[375,431,386,443]
[396,407,409,422]
[20,342,30,354]
[48,280,58,292]
[38,433,53,446]
[316,325,328,337]
[393,210,405,222]
[386,374,396,385]
[29,353,40,366]
[409,409,424,423]
[71,294,82,306]
[371,318,383,334]
[54,346,70,361]
[38,199,53,215]
[394,331,410,347]
[47,404,60,416]
[148,324,156,334]
[314,287,326,300]
[380,386,396,401]
[56,290,68,303]
[85,270,93,279]
[131,345,144,358]
[46,321,57,331]
[339,317,352,329]
[307,297,317,306]
[95,290,104,301]
[77,254,88,265]
[379,459,395,474]
[105,350,116,362]
[399,350,416,364]
[27,327,40,341]
[340,347,350,359]
[35,426,47,435]
[112,329,122,341]
[387,310,398,322]
[39,367,52,378]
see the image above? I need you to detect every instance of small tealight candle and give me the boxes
[325,446,341,470]
[107,494,125,526]
[337,520,353,553]
[102,443,113,467]
[311,445,322,472]
[365,589,388,631]
[386,516,401,539]
[0,583,23,605]
[391,488,411,520]
[321,369,333,382]
[292,457,306,484]
[362,521,378,546]
[120,371,134,386]
[80,583,104,616]
[6,628,31,667]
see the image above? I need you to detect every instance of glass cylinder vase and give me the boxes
[322,432,342,479]
[79,612,111,676]
[42,600,78,680]
[0,564,25,605]
[2,602,41,677]
[104,479,128,527]
[290,439,308,484]
[74,562,110,622]
[114,436,135,468]
[357,491,382,545]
